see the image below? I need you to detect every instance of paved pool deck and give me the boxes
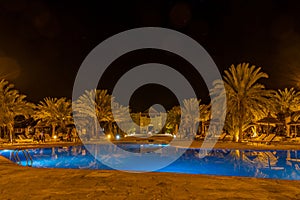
[1,155,300,200]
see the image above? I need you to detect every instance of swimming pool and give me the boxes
[0,144,300,180]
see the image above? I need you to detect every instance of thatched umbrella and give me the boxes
[256,116,283,135]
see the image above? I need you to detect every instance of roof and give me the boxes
[35,121,50,128]
[256,117,283,125]
[288,120,300,125]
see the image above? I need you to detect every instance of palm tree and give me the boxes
[181,98,200,138]
[199,103,211,135]
[73,89,129,137]
[212,63,273,142]
[166,106,181,135]
[223,113,253,140]
[273,88,300,136]
[0,79,34,142]
[109,101,129,136]
[33,97,72,136]
[166,99,210,138]
[73,89,112,137]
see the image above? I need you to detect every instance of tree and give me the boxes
[0,79,34,142]
[166,98,210,138]
[73,90,112,137]
[212,63,272,142]
[73,89,128,138]
[166,106,181,135]
[109,101,129,136]
[273,88,300,136]
[199,103,211,135]
[33,97,72,136]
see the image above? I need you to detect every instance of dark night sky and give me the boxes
[1,0,300,111]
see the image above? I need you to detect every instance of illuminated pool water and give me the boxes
[0,144,300,180]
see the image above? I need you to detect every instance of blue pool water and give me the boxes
[1,144,300,180]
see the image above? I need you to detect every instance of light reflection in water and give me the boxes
[0,145,299,180]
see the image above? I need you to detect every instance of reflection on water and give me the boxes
[0,145,300,180]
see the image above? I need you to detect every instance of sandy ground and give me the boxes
[1,141,300,199]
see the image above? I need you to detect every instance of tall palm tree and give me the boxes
[167,106,181,135]
[34,97,72,136]
[167,100,210,137]
[223,113,253,139]
[73,89,129,137]
[181,98,200,137]
[109,101,129,135]
[273,88,300,136]
[199,103,211,134]
[0,79,34,142]
[212,63,273,142]
[73,89,112,137]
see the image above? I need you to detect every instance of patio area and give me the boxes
[1,155,300,199]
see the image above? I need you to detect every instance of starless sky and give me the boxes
[1,0,300,111]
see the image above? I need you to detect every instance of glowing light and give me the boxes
[251,127,257,137]
[236,135,239,142]
[107,134,111,139]
[53,135,57,139]
[116,135,120,140]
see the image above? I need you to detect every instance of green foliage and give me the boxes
[273,88,300,122]
[167,98,210,136]
[73,90,111,123]
[0,79,34,141]
[3,62,300,143]
[167,106,181,129]
[33,97,72,135]
[211,63,273,141]
[72,89,128,136]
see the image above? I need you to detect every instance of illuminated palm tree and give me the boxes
[182,98,201,137]
[199,103,211,134]
[223,113,253,140]
[0,79,34,142]
[167,98,210,138]
[273,88,300,135]
[34,97,72,136]
[166,106,181,135]
[73,89,129,137]
[109,101,128,135]
[212,63,272,142]
[73,90,112,137]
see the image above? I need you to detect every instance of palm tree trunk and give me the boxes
[237,102,244,142]
[175,124,178,135]
[94,117,98,138]
[201,121,205,135]
[51,124,56,137]
[285,116,291,137]
[9,129,13,143]
[238,122,243,142]
[238,113,244,142]
[107,122,112,134]
[6,123,14,143]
